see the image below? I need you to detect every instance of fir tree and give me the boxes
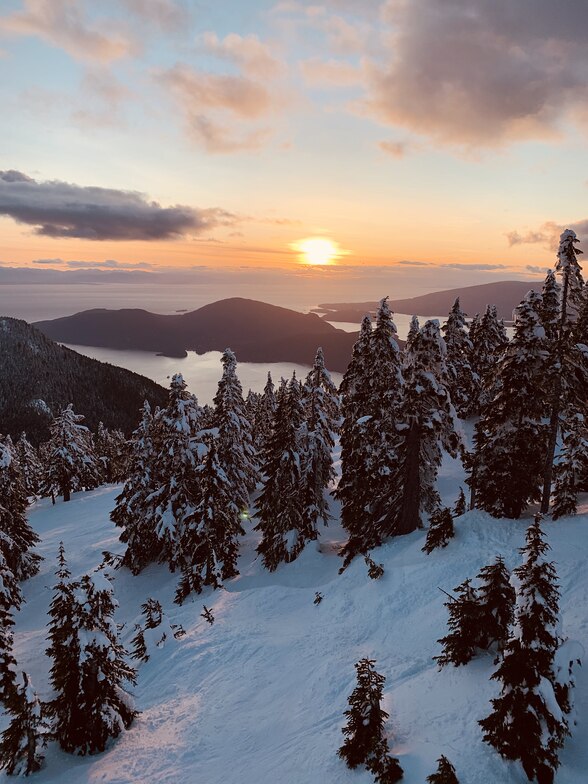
[470,305,508,415]
[41,405,100,502]
[422,507,454,554]
[15,433,42,497]
[469,292,549,518]
[0,552,21,706]
[338,658,402,783]
[479,517,567,784]
[111,401,160,574]
[130,598,182,662]
[552,413,588,519]
[255,375,312,570]
[175,436,243,603]
[257,372,276,455]
[94,423,128,484]
[435,579,483,667]
[0,440,41,581]
[0,671,47,776]
[442,298,475,417]
[452,487,467,517]
[426,755,459,784]
[476,556,515,654]
[539,270,561,342]
[213,348,258,502]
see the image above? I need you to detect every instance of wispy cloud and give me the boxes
[197,32,282,79]
[0,170,240,240]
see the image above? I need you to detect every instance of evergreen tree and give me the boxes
[0,440,41,580]
[476,556,515,654]
[15,433,42,497]
[470,305,508,415]
[255,375,312,570]
[175,436,243,603]
[0,552,21,706]
[338,658,402,783]
[213,348,258,502]
[131,598,164,662]
[435,579,484,667]
[539,270,561,342]
[94,423,128,484]
[300,347,340,533]
[469,293,549,518]
[111,401,160,574]
[452,487,467,517]
[140,375,202,571]
[442,298,475,417]
[257,372,276,455]
[552,413,588,519]
[41,405,100,502]
[381,320,459,537]
[0,671,47,776]
[422,507,454,554]
[479,517,567,784]
[426,755,459,784]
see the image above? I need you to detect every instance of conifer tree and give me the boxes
[442,298,475,417]
[213,348,258,501]
[0,671,47,776]
[300,347,340,533]
[469,293,549,518]
[552,413,588,519]
[255,374,312,570]
[470,305,508,414]
[175,436,243,603]
[140,375,202,570]
[426,755,459,784]
[257,372,276,455]
[131,598,164,661]
[381,320,458,537]
[338,658,402,783]
[0,440,41,580]
[422,508,454,554]
[41,405,100,502]
[111,401,160,573]
[435,579,483,667]
[452,487,467,517]
[0,553,21,706]
[476,556,515,654]
[94,423,128,484]
[539,270,561,342]
[479,517,567,784]
[15,433,42,497]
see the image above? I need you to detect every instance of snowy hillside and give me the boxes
[4,478,588,784]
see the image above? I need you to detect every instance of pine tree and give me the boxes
[452,487,467,517]
[213,348,258,502]
[539,270,561,342]
[140,375,202,571]
[442,298,475,417]
[338,658,402,783]
[426,755,459,784]
[130,598,181,662]
[255,375,312,570]
[552,413,588,519]
[41,405,100,502]
[381,320,459,537]
[476,556,515,654]
[175,436,243,603]
[257,372,276,456]
[0,671,47,776]
[470,305,508,415]
[0,440,41,581]
[15,433,42,497]
[479,517,567,784]
[435,579,483,667]
[111,401,160,574]
[422,507,454,554]
[300,347,340,533]
[0,553,21,706]
[94,423,128,484]
[469,293,549,518]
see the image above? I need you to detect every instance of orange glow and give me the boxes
[290,236,344,266]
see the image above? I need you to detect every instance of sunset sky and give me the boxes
[1,0,588,300]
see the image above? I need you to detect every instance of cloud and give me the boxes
[121,0,190,32]
[506,220,588,252]
[0,0,136,63]
[441,263,508,270]
[197,32,282,79]
[506,229,552,247]
[32,258,154,269]
[526,265,550,274]
[378,140,412,158]
[361,0,588,149]
[0,170,239,240]
[397,259,430,266]
[300,57,362,87]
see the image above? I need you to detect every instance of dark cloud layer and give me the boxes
[0,171,238,240]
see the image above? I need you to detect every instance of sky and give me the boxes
[1,0,588,302]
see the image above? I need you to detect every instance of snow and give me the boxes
[4,480,588,783]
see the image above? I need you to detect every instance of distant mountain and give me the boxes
[0,318,168,444]
[319,280,543,322]
[34,298,359,372]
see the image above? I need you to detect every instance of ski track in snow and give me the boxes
[3,463,588,784]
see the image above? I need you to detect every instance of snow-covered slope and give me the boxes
[4,483,588,784]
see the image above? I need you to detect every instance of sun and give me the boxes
[291,236,342,266]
